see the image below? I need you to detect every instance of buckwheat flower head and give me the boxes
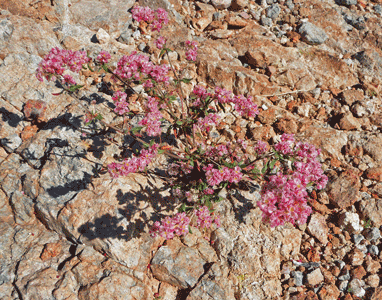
[36,47,90,82]
[254,140,269,155]
[97,50,111,64]
[112,91,129,115]
[155,36,166,49]
[185,40,198,61]
[62,74,76,85]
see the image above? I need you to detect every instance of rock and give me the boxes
[351,265,366,279]
[261,16,273,27]
[306,268,324,286]
[151,239,206,289]
[352,234,364,245]
[327,169,361,209]
[364,167,382,182]
[365,257,381,274]
[340,89,364,106]
[348,279,365,298]
[339,212,363,234]
[318,283,340,300]
[307,213,329,246]
[339,113,361,131]
[363,135,382,164]
[365,274,380,288]
[275,118,298,134]
[348,249,365,266]
[298,22,328,45]
[0,19,14,43]
[95,28,110,44]
[210,228,233,258]
[1,133,22,152]
[372,287,382,300]
[368,245,379,256]
[365,227,381,241]
[336,0,357,6]
[266,4,281,20]
[211,0,232,9]
[291,271,304,287]
[187,263,235,300]
[231,0,249,10]
[358,198,382,227]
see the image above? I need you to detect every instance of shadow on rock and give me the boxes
[0,107,23,127]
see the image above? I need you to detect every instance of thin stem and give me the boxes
[60,83,185,161]
[165,49,187,118]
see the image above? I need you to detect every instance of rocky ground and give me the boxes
[1,0,382,299]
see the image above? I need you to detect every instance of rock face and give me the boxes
[298,22,328,45]
[1,0,382,299]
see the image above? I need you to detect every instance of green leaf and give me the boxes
[189,160,194,167]
[261,160,269,174]
[181,78,192,83]
[69,84,84,92]
[157,149,164,154]
[87,63,94,72]
[205,198,212,209]
[217,196,224,202]
[176,120,183,126]
[269,159,277,171]
[102,64,109,72]
[178,203,186,212]
[188,225,193,234]
[131,126,143,134]
[95,114,103,121]
[159,49,166,58]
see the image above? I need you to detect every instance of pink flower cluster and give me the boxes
[97,51,111,64]
[232,95,259,118]
[214,87,233,104]
[185,40,198,61]
[191,85,259,118]
[131,6,169,32]
[274,133,295,155]
[196,206,221,229]
[115,52,169,84]
[258,172,313,227]
[254,140,269,155]
[204,164,243,187]
[156,36,166,49]
[36,47,90,83]
[138,97,163,136]
[150,212,190,239]
[257,134,328,227]
[108,143,159,178]
[194,113,221,132]
[112,91,130,115]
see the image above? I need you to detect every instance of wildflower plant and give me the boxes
[35,5,328,240]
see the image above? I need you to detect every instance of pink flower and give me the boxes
[97,51,111,64]
[185,40,198,61]
[107,143,159,178]
[132,6,168,32]
[112,91,130,115]
[150,212,190,239]
[62,74,76,85]
[254,140,268,155]
[156,36,166,49]
[138,97,163,136]
[231,95,259,118]
[36,47,90,83]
